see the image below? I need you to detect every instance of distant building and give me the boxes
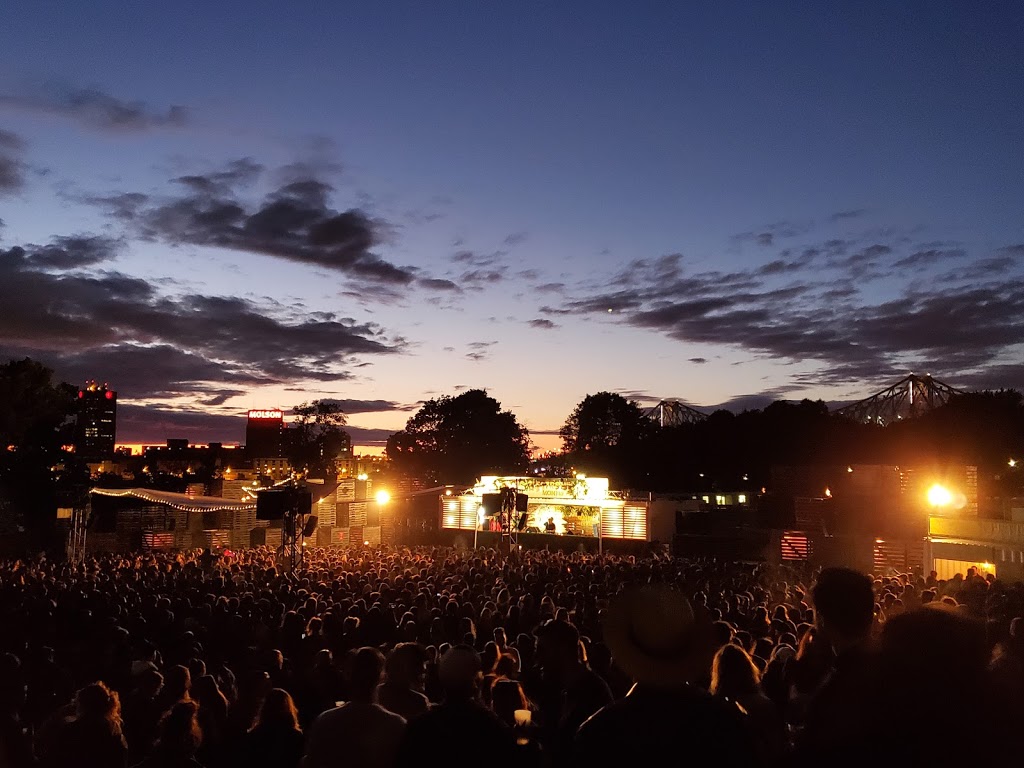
[246,409,285,460]
[76,381,117,461]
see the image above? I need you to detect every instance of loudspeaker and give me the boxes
[515,493,528,512]
[256,490,288,520]
[301,515,318,538]
[250,527,267,546]
[337,503,349,527]
[481,493,501,515]
[517,513,528,531]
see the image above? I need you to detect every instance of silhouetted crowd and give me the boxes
[0,545,1022,767]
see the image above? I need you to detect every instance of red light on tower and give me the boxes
[78,391,84,398]
[105,391,114,400]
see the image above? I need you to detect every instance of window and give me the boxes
[738,494,747,504]
[715,495,726,506]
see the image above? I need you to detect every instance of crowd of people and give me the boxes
[0,544,1022,767]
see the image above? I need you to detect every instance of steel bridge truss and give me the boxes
[645,399,708,427]
[833,374,962,425]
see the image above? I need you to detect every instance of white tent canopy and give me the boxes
[89,487,257,513]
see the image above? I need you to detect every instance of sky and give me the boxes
[1,1,1023,454]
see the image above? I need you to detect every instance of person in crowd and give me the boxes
[302,647,406,768]
[0,653,32,768]
[376,643,429,723]
[574,585,758,765]
[239,688,304,768]
[791,567,876,764]
[45,682,128,768]
[135,701,204,768]
[395,646,517,768]
[533,617,613,763]
[123,670,165,764]
[710,643,786,764]
[191,675,229,768]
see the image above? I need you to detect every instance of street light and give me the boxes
[375,490,390,505]
[927,483,953,508]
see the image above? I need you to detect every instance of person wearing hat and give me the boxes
[574,585,756,765]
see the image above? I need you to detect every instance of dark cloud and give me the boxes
[88,159,417,285]
[8,235,121,270]
[0,129,26,195]
[460,268,507,285]
[197,390,246,407]
[892,248,966,270]
[466,340,497,362]
[830,209,867,221]
[0,86,187,132]
[534,282,566,294]
[555,232,1024,389]
[0,237,402,399]
[311,398,413,414]
[733,221,810,247]
[418,277,461,292]
[528,318,557,330]
[503,232,528,247]
[116,404,244,444]
[688,357,708,364]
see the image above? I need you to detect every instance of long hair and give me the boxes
[710,643,761,699]
[157,701,202,757]
[74,682,123,736]
[255,688,301,733]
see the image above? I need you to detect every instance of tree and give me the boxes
[0,358,83,547]
[386,389,531,485]
[559,392,656,487]
[287,400,351,479]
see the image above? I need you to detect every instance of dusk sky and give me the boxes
[1,2,1023,453]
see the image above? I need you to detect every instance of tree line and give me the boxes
[2,357,1023,546]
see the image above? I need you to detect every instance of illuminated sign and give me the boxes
[247,409,283,420]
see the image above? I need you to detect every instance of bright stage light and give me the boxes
[927,483,953,507]
[375,490,390,505]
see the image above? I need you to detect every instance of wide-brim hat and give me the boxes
[603,584,699,686]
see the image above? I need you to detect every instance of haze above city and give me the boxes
[1,2,1023,453]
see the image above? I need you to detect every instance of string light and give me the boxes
[89,488,256,513]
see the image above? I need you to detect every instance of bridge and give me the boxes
[645,399,708,427]
[832,373,962,425]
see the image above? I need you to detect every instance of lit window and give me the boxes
[702,496,709,503]
[715,495,726,506]
[738,494,747,504]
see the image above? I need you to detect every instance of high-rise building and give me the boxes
[76,381,117,461]
[246,409,285,460]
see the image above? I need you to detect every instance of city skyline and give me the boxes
[2,2,1023,453]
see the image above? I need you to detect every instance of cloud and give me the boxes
[830,209,867,222]
[0,129,27,195]
[197,390,246,407]
[503,232,528,247]
[0,86,188,132]
[528,318,557,330]
[86,159,419,286]
[688,357,708,364]
[418,277,461,292]
[309,398,414,414]
[6,235,121,270]
[0,235,403,399]
[733,221,810,248]
[892,248,966,270]
[554,230,1024,389]
[465,340,497,362]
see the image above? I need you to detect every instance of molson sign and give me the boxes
[247,409,283,420]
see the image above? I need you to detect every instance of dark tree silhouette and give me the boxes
[560,392,656,488]
[287,400,351,480]
[0,358,84,548]
[386,389,530,485]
